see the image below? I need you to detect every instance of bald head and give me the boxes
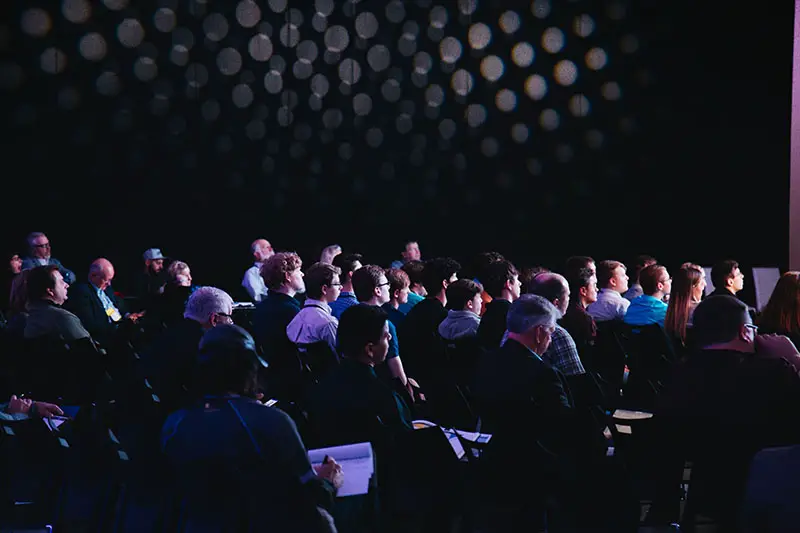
[527,272,570,315]
[89,258,115,291]
[251,239,274,262]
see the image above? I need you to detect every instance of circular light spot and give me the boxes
[542,27,564,54]
[367,45,391,72]
[202,99,220,121]
[58,87,80,111]
[170,45,190,66]
[268,0,288,13]
[62,0,91,24]
[21,9,51,38]
[574,14,594,37]
[236,0,261,28]
[308,94,323,111]
[398,34,417,57]
[353,93,372,116]
[41,48,67,74]
[246,120,266,140]
[248,34,273,61]
[495,89,517,112]
[297,40,318,62]
[525,74,547,100]
[439,119,456,140]
[481,138,499,157]
[203,13,229,42]
[569,94,590,117]
[621,35,639,54]
[217,48,242,75]
[311,74,329,96]
[338,58,362,84]
[540,109,559,131]
[554,60,577,85]
[277,107,293,127]
[451,69,473,96]
[586,47,607,70]
[280,23,300,48]
[118,19,145,48]
[232,84,253,108]
[96,71,121,95]
[325,26,350,52]
[468,23,492,50]
[602,81,621,100]
[466,104,487,127]
[425,84,445,107]
[458,0,478,15]
[264,70,283,93]
[386,1,406,24]
[396,113,413,134]
[429,6,448,29]
[355,12,379,39]
[586,130,604,149]
[511,123,529,143]
[154,8,176,32]
[527,158,542,175]
[381,79,402,102]
[103,0,128,9]
[480,55,504,82]
[499,11,520,34]
[414,52,433,74]
[315,0,334,16]
[134,57,158,81]
[439,37,462,64]
[312,13,328,32]
[531,0,551,19]
[511,42,534,67]
[293,60,313,79]
[322,108,343,129]
[79,33,106,61]
[186,63,209,88]
[172,27,195,48]
[270,55,287,73]
[366,128,384,148]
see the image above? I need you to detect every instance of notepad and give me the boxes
[308,442,374,497]
[412,420,492,459]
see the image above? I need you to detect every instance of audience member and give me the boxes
[24,265,90,341]
[564,255,595,279]
[319,244,342,265]
[664,263,705,345]
[135,248,167,307]
[286,262,341,356]
[476,259,520,349]
[1,252,22,314]
[472,252,506,317]
[623,255,657,301]
[21,232,75,284]
[154,260,196,327]
[329,253,363,320]
[390,240,422,269]
[438,279,483,341]
[560,267,598,357]
[242,239,274,303]
[382,267,410,328]
[5,270,30,333]
[758,271,800,348]
[519,265,551,294]
[709,259,745,299]
[1,394,64,421]
[587,260,630,322]
[624,264,671,326]
[397,260,426,314]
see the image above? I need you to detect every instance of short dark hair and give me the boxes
[337,304,388,358]
[640,264,668,295]
[196,325,262,396]
[692,295,750,347]
[401,260,425,287]
[261,252,302,291]
[564,256,594,278]
[528,272,568,304]
[711,260,739,289]
[520,266,550,293]
[421,258,461,295]
[352,264,386,302]
[567,267,595,296]
[26,265,59,301]
[332,253,363,278]
[630,255,657,282]
[304,262,341,300]
[596,260,625,288]
[446,279,483,310]
[482,259,519,298]
[385,268,410,294]
[473,251,506,282]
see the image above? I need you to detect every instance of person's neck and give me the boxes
[702,339,754,354]
[341,283,354,293]
[412,286,427,297]
[388,299,400,310]
[579,298,591,309]
[507,333,541,355]
[352,355,374,367]
[364,297,383,307]
[433,291,446,306]
[42,297,59,306]
[647,291,665,301]
[725,286,737,295]
[498,289,513,302]
[273,286,296,298]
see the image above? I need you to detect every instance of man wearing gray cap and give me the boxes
[135,248,167,309]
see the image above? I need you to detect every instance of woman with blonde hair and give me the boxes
[664,263,706,345]
[758,271,800,347]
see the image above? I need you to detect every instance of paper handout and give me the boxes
[308,442,375,497]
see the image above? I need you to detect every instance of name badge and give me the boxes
[106,306,122,322]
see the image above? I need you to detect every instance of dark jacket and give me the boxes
[65,282,127,343]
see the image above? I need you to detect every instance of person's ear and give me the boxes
[579,286,588,298]
[392,288,400,300]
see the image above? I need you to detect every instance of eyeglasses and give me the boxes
[744,324,758,333]
[377,282,391,288]
[329,282,343,287]
[215,312,234,323]
[33,243,51,249]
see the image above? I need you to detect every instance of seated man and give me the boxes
[624,264,671,327]
[286,262,342,356]
[438,279,483,341]
[587,260,630,322]
[623,255,657,301]
[390,240,421,269]
[476,259,521,349]
[709,259,745,299]
[397,260,426,314]
[329,253,363,320]
[382,267,410,329]
[560,267,598,358]
[134,248,167,308]
[21,232,76,284]
[242,239,273,303]
[24,265,90,342]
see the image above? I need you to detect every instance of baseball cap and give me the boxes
[143,248,165,261]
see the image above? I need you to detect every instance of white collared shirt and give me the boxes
[586,289,630,322]
[286,299,339,354]
[242,262,268,302]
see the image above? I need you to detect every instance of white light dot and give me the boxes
[134,57,158,81]
[466,104,487,127]
[41,48,67,74]
[186,63,209,88]
[602,81,621,100]
[249,34,273,61]
[554,60,578,86]
[540,109,559,131]
[96,72,121,96]
[323,109,343,129]
[414,52,433,74]
[525,74,547,100]
[339,58,362,84]
[264,70,283,93]
[355,12,379,39]
[246,120,266,140]
[268,0,288,13]
[280,23,301,48]
[170,45,190,66]
[451,69,473,96]
[586,48,607,70]
[468,23,492,50]
[569,94,590,117]
[574,14,594,37]
[439,37,462,64]
[315,0,334,17]
[312,13,328,32]
[21,9,51,38]
[367,45,391,72]
[511,42,535,67]
[480,55,504,82]
[79,33,106,61]
[496,89,517,112]
[62,0,91,24]
[118,19,145,48]
[102,0,128,10]
[297,40,318,63]
[396,113,413,134]
[531,0,551,19]
[233,84,254,108]
[325,26,350,52]
[542,27,564,54]
[310,74,329,97]
[172,27,195,49]
[511,123,529,143]
[382,79,402,102]
[353,93,372,116]
[366,128,384,148]
[386,1,406,24]
[217,48,243,75]
[439,119,456,140]
[499,11,520,34]
[425,84,445,107]
[429,6,448,29]
[203,13,229,42]
[153,9,176,33]
[236,0,262,28]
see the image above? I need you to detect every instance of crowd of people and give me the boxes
[2,231,800,531]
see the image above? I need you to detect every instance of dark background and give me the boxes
[0,0,793,295]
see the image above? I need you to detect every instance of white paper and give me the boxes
[612,409,654,421]
[308,442,374,497]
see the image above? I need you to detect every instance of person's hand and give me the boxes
[755,334,800,361]
[314,457,344,489]
[33,401,64,418]
[126,311,145,323]
[7,395,33,415]
[406,377,425,403]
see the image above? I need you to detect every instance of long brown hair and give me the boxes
[758,271,800,335]
[664,265,704,343]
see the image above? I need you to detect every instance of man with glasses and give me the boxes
[286,262,342,356]
[21,231,75,284]
[623,264,672,327]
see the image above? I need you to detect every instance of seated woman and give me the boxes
[161,324,342,532]
[150,260,197,328]
[664,263,706,347]
[758,271,800,350]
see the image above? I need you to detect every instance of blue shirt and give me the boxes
[623,295,668,326]
[397,291,424,315]
[329,291,359,320]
